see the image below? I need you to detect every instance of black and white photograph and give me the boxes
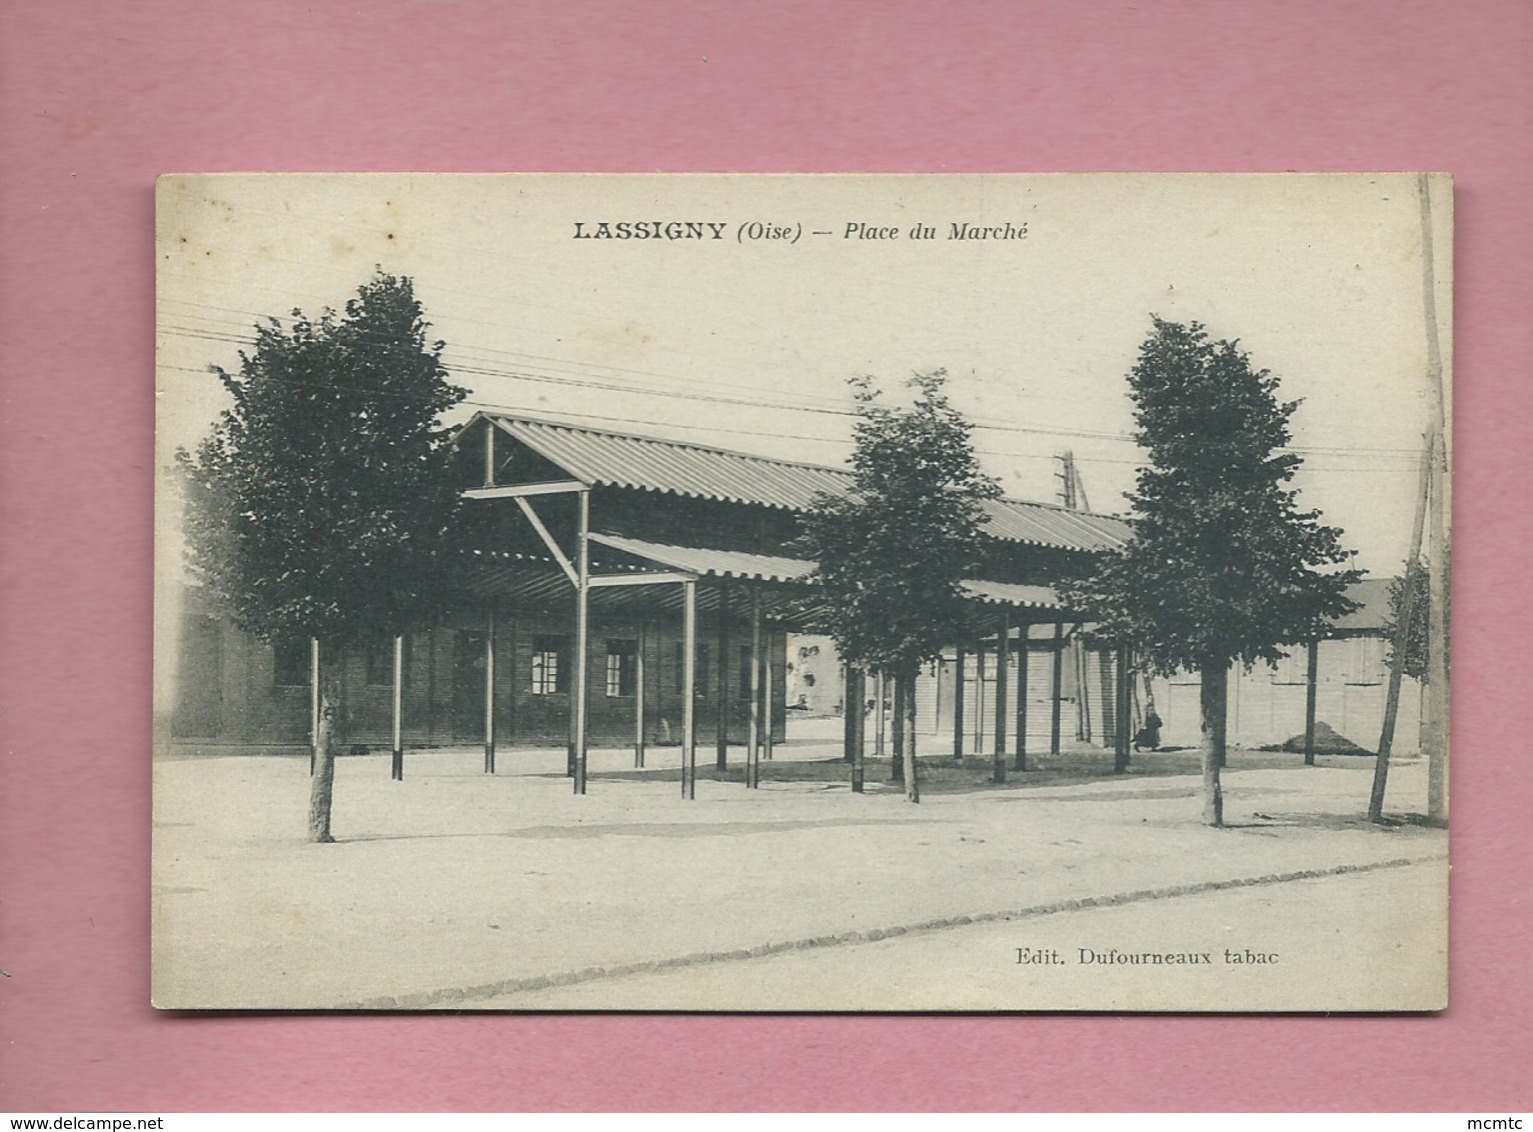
[153,173,1450,1012]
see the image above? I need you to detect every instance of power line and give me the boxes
[157,320,1425,462]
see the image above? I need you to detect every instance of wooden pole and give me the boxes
[1371,431,1432,822]
[952,645,966,761]
[1426,430,1450,824]
[716,582,729,771]
[1015,631,1029,771]
[842,663,856,763]
[391,633,404,781]
[572,489,591,795]
[1050,621,1065,756]
[746,589,761,788]
[974,638,987,754]
[1113,645,1130,774]
[994,614,1010,784]
[1418,173,1450,826]
[852,668,867,794]
[484,612,497,774]
[975,640,987,757]
[634,620,646,768]
[682,579,697,799]
[1303,638,1319,767]
[309,637,320,775]
[483,419,496,488]
[1074,638,1090,742]
[903,668,920,804]
[849,667,866,793]
[763,626,775,761]
[874,670,887,763]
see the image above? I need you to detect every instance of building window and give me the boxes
[273,635,309,688]
[606,640,638,697]
[366,635,411,687]
[532,635,569,695]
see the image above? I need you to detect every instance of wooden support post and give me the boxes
[994,615,1010,784]
[1114,645,1131,774]
[1015,631,1029,772]
[903,668,920,804]
[716,583,729,772]
[849,667,866,793]
[842,664,856,763]
[975,640,987,757]
[874,670,887,763]
[763,627,775,761]
[952,645,966,761]
[1303,639,1319,767]
[1075,638,1092,743]
[391,633,404,781]
[634,621,647,768]
[572,489,590,796]
[483,418,496,488]
[681,578,697,799]
[484,613,496,774]
[309,637,320,775]
[1050,621,1065,756]
[746,589,761,789]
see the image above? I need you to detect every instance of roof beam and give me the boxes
[464,480,588,500]
[588,571,698,589]
[513,496,579,586]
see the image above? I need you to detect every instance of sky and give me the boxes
[156,173,1449,579]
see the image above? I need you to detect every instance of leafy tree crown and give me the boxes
[1383,564,1446,682]
[797,370,1000,675]
[1064,317,1360,674]
[178,270,468,647]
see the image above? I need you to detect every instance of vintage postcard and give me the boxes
[154,173,1449,1011]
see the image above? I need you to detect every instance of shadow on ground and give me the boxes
[562,746,1384,798]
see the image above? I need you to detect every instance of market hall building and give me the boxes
[167,411,1134,780]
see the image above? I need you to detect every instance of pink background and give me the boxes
[2,0,1530,1112]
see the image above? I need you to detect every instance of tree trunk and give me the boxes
[889,672,905,783]
[901,666,920,804]
[308,671,339,843]
[1199,661,1226,827]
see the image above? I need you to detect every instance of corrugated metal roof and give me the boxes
[492,415,848,513]
[960,579,1062,610]
[589,532,816,584]
[476,412,1131,554]
[980,498,1130,553]
[593,533,1064,611]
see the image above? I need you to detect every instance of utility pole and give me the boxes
[1370,430,1432,823]
[1055,451,1077,510]
[1418,173,1451,826]
[1055,450,1092,513]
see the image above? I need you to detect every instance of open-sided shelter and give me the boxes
[169,411,1135,789]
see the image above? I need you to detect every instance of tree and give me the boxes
[1063,318,1359,826]
[1383,564,1448,683]
[797,370,1000,802]
[178,271,467,841]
